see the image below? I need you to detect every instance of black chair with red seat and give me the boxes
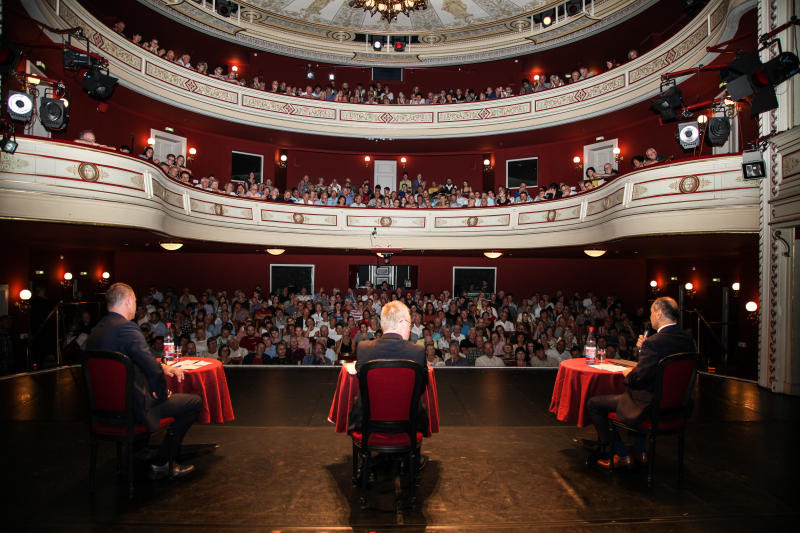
[352,359,427,509]
[609,352,698,488]
[81,350,175,499]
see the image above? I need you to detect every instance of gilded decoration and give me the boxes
[379,216,393,227]
[534,75,625,112]
[438,101,530,122]
[214,203,225,216]
[293,213,305,224]
[77,162,100,182]
[130,174,145,189]
[632,184,649,200]
[679,175,700,194]
[628,24,708,84]
[466,216,478,227]
[145,63,238,104]
[546,210,557,222]
[0,154,30,172]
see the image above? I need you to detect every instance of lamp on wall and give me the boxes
[16,288,32,311]
[649,279,659,295]
[400,156,407,168]
[62,271,73,289]
[613,147,623,163]
[573,156,582,172]
[364,155,371,167]
[745,300,758,322]
[278,151,288,168]
[187,147,197,161]
[731,281,740,297]
[482,156,493,172]
[684,281,696,297]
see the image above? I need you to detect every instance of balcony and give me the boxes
[0,138,760,251]
[24,0,745,138]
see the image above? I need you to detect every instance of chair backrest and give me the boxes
[82,350,135,427]
[651,352,698,427]
[357,359,427,448]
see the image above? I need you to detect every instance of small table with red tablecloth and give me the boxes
[549,358,627,427]
[165,358,235,424]
[328,363,440,436]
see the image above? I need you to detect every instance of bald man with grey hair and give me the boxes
[356,301,425,370]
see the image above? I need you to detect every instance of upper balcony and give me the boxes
[24,0,748,139]
[0,137,760,251]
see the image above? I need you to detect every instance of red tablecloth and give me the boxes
[549,358,627,427]
[328,364,440,436]
[166,358,235,424]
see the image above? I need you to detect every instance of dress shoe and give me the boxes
[149,462,195,480]
[633,451,648,465]
[596,454,633,470]
[417,454,428,472]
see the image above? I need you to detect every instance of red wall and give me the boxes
[114,250,646,306]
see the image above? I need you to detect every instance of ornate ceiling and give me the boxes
[136,0,659,66]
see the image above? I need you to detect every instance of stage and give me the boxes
[1,367,798,531]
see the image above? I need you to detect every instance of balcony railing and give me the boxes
[0,137,761,251]
[24,0,741,139]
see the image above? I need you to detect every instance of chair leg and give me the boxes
[352,442,359,485]
[647,434,656,489]
[677,431,685,487]
[408,449,417,506]
[360,451,370,509]
[89,437,98,494]
[128,440,135,500]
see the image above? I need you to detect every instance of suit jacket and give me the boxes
[348,332,428,433]
[86,312,167,431]
[616,324,695,424]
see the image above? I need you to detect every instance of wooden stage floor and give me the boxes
[1,367,798,532]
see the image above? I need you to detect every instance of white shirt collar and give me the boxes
[657,322,677,332]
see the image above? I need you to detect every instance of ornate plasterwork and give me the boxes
[133,0,663,67]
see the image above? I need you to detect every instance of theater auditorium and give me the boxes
[1,0,799,530]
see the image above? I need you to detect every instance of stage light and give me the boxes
[394,40,406,52]
[542,14,553,27]
[7,90,34,121]
[266,248,285,256]
[39,97,69,131]
[216,0,239,17]
[742,149,766,180]
[697,114,708,124]
[62,48,94,69]
[677,121,700,149]
[373,39,383,51]
[650,85,683,122]
[82,66,117,100]
[707,117,731,145]
[584,249,606,258]
[159,242,183,251]
[1,132,18,154]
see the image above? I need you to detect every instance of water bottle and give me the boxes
[585,326,597,365]
[163,323,175,364]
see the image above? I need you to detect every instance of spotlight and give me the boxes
[393,40,406,52]
[1,133,18,154]
[651,85,683,122]
[706,117,731,145]
[7,90,34,121]
[216,0,239,17]
[372,39,382,51]
[82,66,117,100]
[742,149,766,180]
[62,48,95,69]
[677,121,700,149]
[39,97,69,131]
[720,51,783,117]
[541,10,554,27]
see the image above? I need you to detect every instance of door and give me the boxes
[583,139,618,175]
[150,129,187,163]
[374,160,397,192]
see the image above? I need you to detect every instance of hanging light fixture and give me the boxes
[349,0,427,24]
[583,249,606,258]
[266,248,286,256]
[484,252,503,259]
[159,242,183,251]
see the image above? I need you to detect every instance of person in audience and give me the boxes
[302,342,332,365]
[475,341,505,367]
[546,339,571,363]
[642,147,663,166]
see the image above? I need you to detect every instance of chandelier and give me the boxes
[349,0,427,24]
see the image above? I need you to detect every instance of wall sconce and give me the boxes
[684,282,696,297]
[16,289,32,311]
[613,147,623,163]
[731,281,740,297]
[649,279,659,295]
[573,156,582,172]
[400,156,407,168]
[147,137,155,145]
[62,271,73,288]
[364,155,371,167]
[187,147,197,161]
[278,152,288,168]
[99,271,111,288]
[482,156,493,171]
[231,65,239,77]
[745,300,758,323]
[697,114,708,130]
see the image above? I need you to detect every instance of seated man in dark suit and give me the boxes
[349,300,428,433]
[587,296,695,469]
[87,283,202,479]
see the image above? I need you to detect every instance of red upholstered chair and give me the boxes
[82,350,174,499]
[609,352,698,488]
[352,359,427,509]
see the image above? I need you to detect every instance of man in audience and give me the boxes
[529,343,559,367]
[546,339,571,363]
[445,342,469,366]
[204,336,219,359]
[475,341,505,367]
[302,342,332,365]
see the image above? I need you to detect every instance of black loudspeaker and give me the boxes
[7,90,34,121]
[39,98,69,131]
[650,86,683,122]
[706,117,731,145]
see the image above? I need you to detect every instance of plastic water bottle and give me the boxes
[163,323,175,364]
[585,326,597,365]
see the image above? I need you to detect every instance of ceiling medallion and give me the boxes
[349,0,427,24]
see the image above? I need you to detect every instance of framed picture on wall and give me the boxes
[270,264,314,294]
[452,267,496,297]
[506,156,538,189]
[232,151,263,183]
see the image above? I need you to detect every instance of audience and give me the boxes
[129,283,645,368]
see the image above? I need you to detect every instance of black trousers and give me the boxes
[156,392,202,462]
[587,393,623,450]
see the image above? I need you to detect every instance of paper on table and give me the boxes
[593,363,627,373]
